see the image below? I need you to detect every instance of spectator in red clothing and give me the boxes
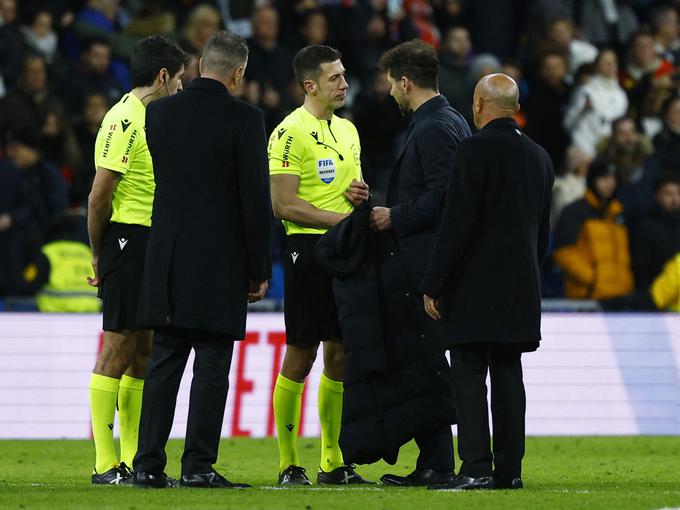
[650,5,680,65]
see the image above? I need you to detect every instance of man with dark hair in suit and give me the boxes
[423,73,554,491]
[132,31,271,489]
[372,39,471,487]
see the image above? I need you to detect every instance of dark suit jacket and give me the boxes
[386,94,471,288]
[139,77,271,338]
[421,118,554,349]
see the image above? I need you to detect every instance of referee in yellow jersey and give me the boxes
[86,36,185,485]
[268,45,371,486]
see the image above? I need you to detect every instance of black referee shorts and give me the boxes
[98,222,149,332]
[283,234,342,348]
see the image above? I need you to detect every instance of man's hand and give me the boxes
[424,294,441,320]
[369,206,392,231]
[87,256,100,287]
[248,280,269,303]
[344,179,369,207]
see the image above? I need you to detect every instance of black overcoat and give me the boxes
[315,204,456,465]
[421,118,554,349]
[386,94,471,289]
[138,78,271,337]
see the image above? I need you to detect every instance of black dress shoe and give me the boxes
[133,471,177,488]
[317,465,374,485]
[180,471,251,488]
[428,474,495,491]
[381,469,455,487]
[494,477,523,490]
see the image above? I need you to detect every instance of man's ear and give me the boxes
[234,65,245,85]
[303,79,317,95]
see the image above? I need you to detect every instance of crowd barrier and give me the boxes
[0,312,678,438]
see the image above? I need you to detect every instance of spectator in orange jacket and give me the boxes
[553,157,635,299]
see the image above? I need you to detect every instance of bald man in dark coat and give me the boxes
[423,74,554,491]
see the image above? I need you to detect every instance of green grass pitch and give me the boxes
[1,436,679,509]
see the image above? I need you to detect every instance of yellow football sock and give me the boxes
[89,373,120,473]
[118,375,144,468]
[318,373,344,472]
[273,374,304,472]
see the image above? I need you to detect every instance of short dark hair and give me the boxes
[378,39,439,90]
[202,31,249,76]
[611,115,636,133]
[84,36,111,53]
[654,172,680,193]
[130,35,186,88]
[293,45,341,89]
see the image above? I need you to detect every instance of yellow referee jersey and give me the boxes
[94,92,154,227]
[268,106,362,235]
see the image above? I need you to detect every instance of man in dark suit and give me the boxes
[132,32,271,489]
[370,40,471,487]
[423,74,554,490]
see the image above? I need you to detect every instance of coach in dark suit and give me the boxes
[133,32,271,489]
[423,74,554,491]
[370,40,471,487]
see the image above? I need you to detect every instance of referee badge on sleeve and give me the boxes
[317,158,336,184]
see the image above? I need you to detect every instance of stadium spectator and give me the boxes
[63,37,123,114]
[469,53,501,84]
[601,248,680,312]
[542,17,598,78]
[653,95,680,174]
[244,6,294,134]
[300,9,328,47]
[355,9,392,90]
[0,54,63,146]
[19,5,59,65]
[551,146,592,229]
[0,0,22,94]
[650,5,680,65]
[563,48,628,156]
[630,174,680,292]
[438,26,474,124]
[353,73,410,204]
[554,157,634,300]
[10,127,67,225]
[39,106,82,189]
[525,51,572,174]
[576,0,638,49]
[621,31,676,128]
[0,147,31,296]
[597,116,656,223]
[124,1,176,37]
[72,93,108,208]
[20,214,100,312]
[180,3,222,57]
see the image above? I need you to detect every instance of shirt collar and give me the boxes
[411,94,449,125]
[187,77,229,94]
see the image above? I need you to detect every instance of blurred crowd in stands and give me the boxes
[1,0,680,311]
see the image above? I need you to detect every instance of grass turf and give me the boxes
[0,437,679,509]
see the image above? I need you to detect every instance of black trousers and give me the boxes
[134,327,235,476]
[450,344,525,483]
[414,425,454,472]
